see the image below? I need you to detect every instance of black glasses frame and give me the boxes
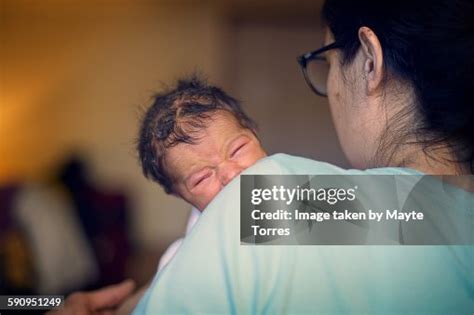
[297,42,340,97]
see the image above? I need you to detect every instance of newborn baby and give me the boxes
[136,77,267,270]
[138,91,267,212]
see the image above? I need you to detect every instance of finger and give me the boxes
[87,279,136,310]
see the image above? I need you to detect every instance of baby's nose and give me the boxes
[218,162,243,186]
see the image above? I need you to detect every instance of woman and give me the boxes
[60,0,474,313]
[134,0,473,313]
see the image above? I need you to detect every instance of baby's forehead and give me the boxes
[162,112,253,174]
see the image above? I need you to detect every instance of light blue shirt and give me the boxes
[134,154,474,314]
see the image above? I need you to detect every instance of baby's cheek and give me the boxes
[240,150,265,169]
[200,181,223,209]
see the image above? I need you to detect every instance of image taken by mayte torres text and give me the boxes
[240,175,473,245]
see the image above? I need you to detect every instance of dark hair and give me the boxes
[322,0,474,172]
[137,75,258,193]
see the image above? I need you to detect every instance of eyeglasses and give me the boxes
[297,42,339,97]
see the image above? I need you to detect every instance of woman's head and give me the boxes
[321,0,474,173]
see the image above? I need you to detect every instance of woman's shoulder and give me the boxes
[248,153,423,175]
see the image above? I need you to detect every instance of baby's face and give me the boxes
[164,111,267,211]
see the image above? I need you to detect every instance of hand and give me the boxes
[48,279,136,315]
[115,284,149,315]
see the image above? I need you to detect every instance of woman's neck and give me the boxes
[394,144,468,175]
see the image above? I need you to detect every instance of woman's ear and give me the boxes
[358,26,384,95]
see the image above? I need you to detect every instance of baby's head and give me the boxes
[138,76,267,211]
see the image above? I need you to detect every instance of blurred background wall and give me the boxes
[1,0,348,291]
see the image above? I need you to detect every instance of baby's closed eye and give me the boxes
[188,169,213,189]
